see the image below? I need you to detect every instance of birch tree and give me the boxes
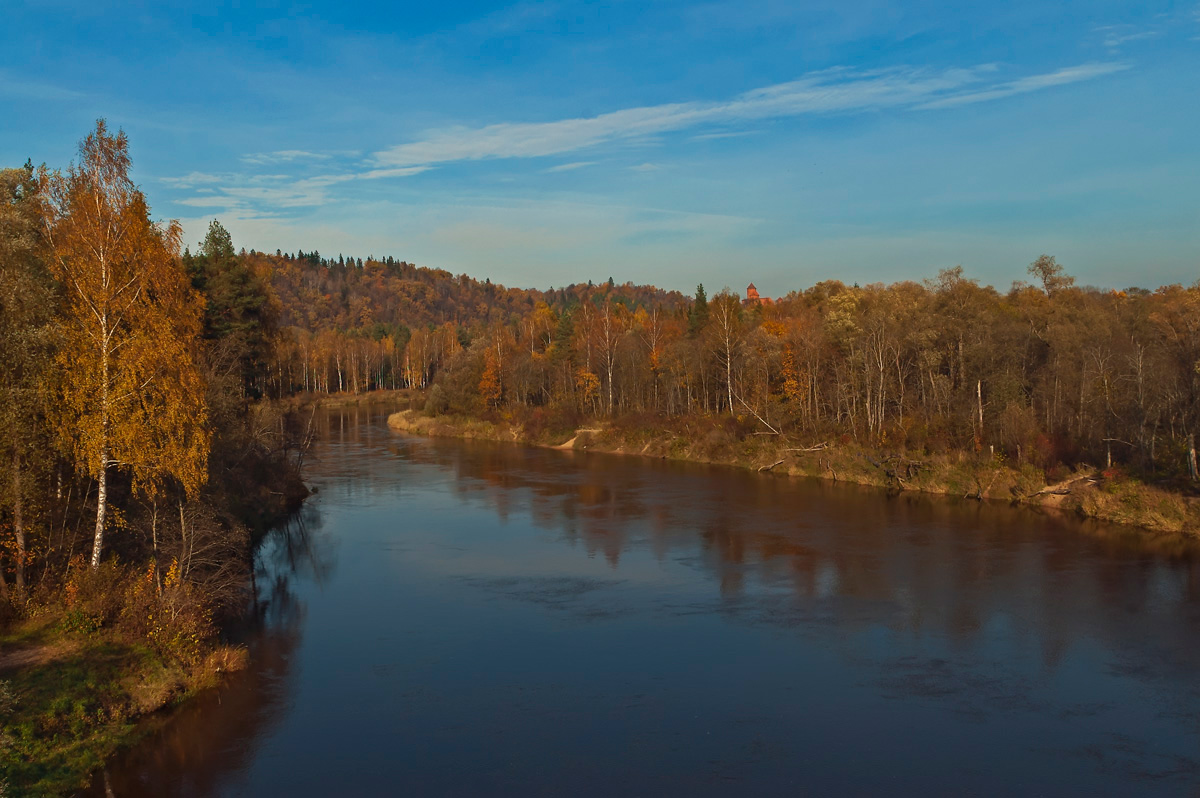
[44,121,209,569]
[708,290,745,414]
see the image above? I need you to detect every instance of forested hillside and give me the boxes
[250,245,1199,490]
[231,248,687,396]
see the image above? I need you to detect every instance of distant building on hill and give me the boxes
[744,283,773,307]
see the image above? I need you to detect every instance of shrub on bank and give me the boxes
[1078,477,1194,534]
[424,385,449,416]
[50,557,218,664]
[0,559,241,795]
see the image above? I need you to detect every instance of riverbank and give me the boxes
[0,403,311,795]
[388,409,1200,538]
[277,388,419,411]
[0,602,247,796]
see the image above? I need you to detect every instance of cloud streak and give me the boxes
[1102,30,1159,48]
[546,161,595,172]
[916,62,1129,109]
[373,62,1126,169]
[241,150,333,165]
[166,166,432,216]
[168,59,1129,219]
[160,171,225,188]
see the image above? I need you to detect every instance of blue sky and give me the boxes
[3,1,1198,294]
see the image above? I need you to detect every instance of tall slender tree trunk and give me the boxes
[92,299,111,570]
[92,446,108,569]
[725,337,734,415]
[606,355,615,415]
[180,500,190,578]
[151,500,162,594]
[976,379,984,451]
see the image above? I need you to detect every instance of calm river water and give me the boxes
[86,408,1200,796]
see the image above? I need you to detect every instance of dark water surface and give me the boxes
[87,408,1200,796]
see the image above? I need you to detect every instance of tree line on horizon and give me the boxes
[250,244,1200,486]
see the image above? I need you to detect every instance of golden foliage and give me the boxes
[575,369,600,402]
[44,121,209,497]
[43,121,210,564]
[479,347,503,408]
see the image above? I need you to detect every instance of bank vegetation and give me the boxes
[0,124,307,795]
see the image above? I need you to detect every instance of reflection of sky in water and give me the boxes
[89,407,1200,795]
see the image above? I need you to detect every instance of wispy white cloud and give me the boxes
[360,166,433,180]
[690,130,758,142]
[177,195,238,208]
[1092,22,1163,49]
[210,173,355,209]
[371,62,1127,170]
[171,60,1128,220]
[546,161,596,172]
[915,62,1129,110]
[1102,30,1159,48]
[372,67,978,168]
[240,149,333,165]
[160,171,224,188]
[173,167,431,214]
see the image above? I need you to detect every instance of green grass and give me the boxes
[0,618,190,797]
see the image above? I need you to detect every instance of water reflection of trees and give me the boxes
[81,415,1200,792]
[403,435,1200,670]
[82,513,336,797]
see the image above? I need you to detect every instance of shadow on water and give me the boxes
[82,408,1200,795]
[80,510,336,797]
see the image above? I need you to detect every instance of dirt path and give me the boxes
[0,639,80,672]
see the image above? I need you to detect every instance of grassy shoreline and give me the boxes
[0,393,370,795]
[0,406,310,796]
[388,408,1200,539]
[0,608,247,796]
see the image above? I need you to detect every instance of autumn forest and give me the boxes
[2,122,1199,792]
[6,122,1200,597]
[266,245,1200,484]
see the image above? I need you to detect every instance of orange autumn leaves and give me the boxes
[44,121,209,567]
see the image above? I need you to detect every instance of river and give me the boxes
[85,407,1200,795]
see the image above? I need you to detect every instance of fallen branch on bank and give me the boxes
[1031,473,1098,497]
[734,392,783,437]
[966,469,1001,501]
